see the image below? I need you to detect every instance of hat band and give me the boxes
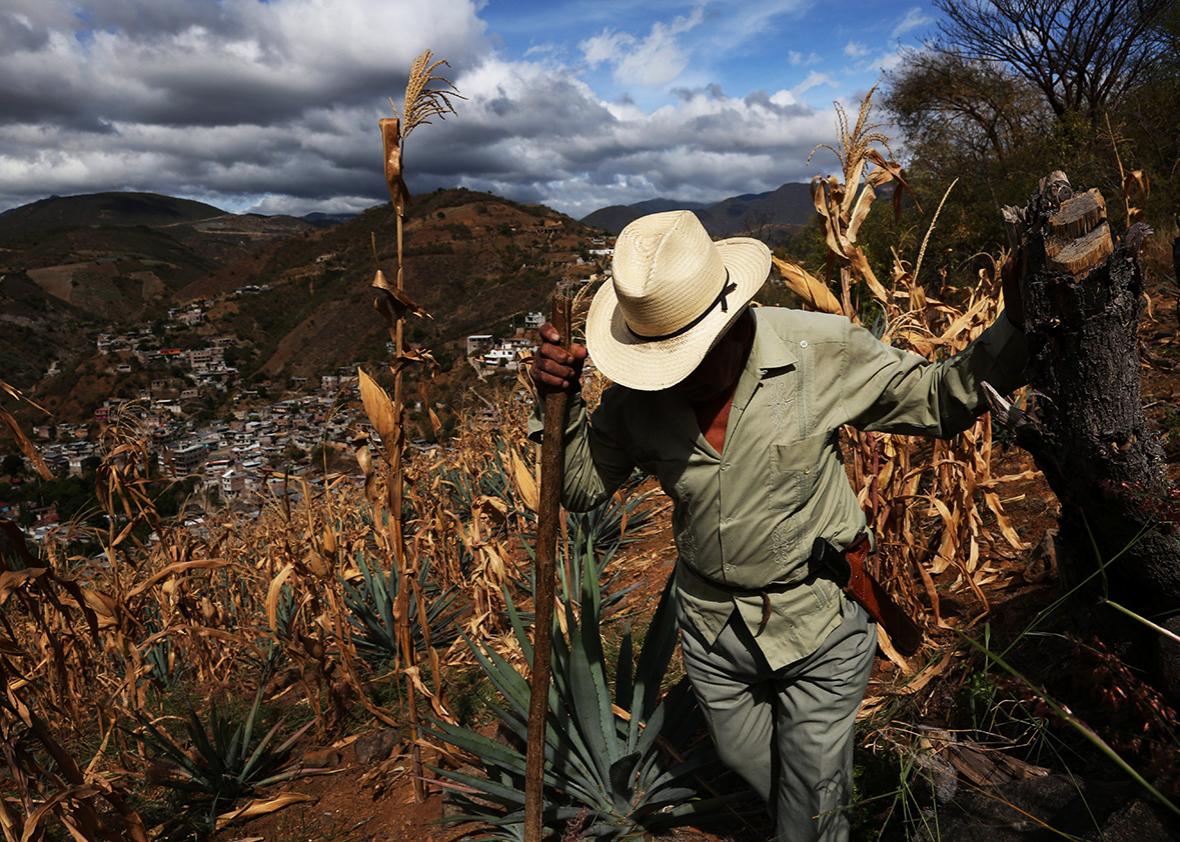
[626,271,738,342]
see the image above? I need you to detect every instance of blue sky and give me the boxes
[0,0,939,217]
[483,0,933,110]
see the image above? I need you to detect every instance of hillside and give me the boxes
[581,181,813,241]
[0,191,224,235]
[0,271,96,389]
[182,187,604,381]
[9,187,607,422]
[581,198,708,234]
[0,192,313,323]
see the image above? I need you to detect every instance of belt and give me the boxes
[678,532,923,653]
[677,562,796,638]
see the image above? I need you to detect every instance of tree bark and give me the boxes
[997,172,1180,617]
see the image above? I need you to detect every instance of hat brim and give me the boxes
[585,237,771,391]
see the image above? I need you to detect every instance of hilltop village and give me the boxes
[6,236,615,542]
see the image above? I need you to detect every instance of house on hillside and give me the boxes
[220,468,246,498]
[466,335,494,358]
[168,442,207,476]
[481,347,521,371]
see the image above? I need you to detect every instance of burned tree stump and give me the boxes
[995,172,1180,617]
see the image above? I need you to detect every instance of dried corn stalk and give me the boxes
[361,48,462,801]
[784,88,1030,662]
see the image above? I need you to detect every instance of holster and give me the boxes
[812,532,923,656]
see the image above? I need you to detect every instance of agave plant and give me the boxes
[142,605,182,690]
[429,570,745,839]
[518,484,657,618]
[565,482,658,557]
[340,549,461,666]
[132,680,325,832]
[520,531,632,622]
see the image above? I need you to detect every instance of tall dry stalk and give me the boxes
[359,49,462,802]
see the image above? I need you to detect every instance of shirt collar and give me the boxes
[748,308,798,374]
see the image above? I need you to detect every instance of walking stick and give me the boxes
[524,284,574,842]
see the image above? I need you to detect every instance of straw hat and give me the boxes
[586,210,771,391]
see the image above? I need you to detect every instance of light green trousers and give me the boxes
[679,596,876,842]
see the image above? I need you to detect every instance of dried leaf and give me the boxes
[508,448,539,512]
[0,408,52,481]
[127,559,231,599]
[811,176,848,258]
[771,257,842,314]
[215,793,316,831]
[984,490,1026,550]
[372,269,429,319]
[896,649,953,695]
[357,368,398,447]
[379,118,411,212]
[0,568,47,605]
[846,183,876,244]
[876,624,913,674]
[848,249,889,302]
[266,564,296,633]
[1122,170,1149,198]
[81,588,118,619]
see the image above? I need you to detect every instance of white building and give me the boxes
[220,468,246,498]
[466,335,494,358]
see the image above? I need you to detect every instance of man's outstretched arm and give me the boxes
[840,253,1028,438]
[841,308,1029,438]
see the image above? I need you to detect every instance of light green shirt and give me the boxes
[530,306,1029,669]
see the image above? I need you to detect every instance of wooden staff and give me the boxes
[524,285,574,842]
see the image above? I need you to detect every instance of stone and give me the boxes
[916,774,1135,841]
[1092,799,1178,841]
[353,728,399,765]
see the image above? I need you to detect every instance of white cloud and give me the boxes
[0,0,849,217]
[581,30,629,67]
[696,0,811,53]
[891,7,934,38]
[792,71,836,97]
[769,89,799,108]
[874,50,906,72]
[788,50,821,66]
[843,41,869,57]
[579,5,705,88]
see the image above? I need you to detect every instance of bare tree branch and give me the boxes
[931,0,1171,123]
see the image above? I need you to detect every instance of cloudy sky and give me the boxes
[0,0,938,219]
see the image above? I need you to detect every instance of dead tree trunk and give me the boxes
[994,172,1180,618]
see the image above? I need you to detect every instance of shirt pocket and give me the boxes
[769,430,830,513]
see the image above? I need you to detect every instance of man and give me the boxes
[529,210,1027,841]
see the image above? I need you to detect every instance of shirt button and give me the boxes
[720,462,731,471]
[799,339,809,348]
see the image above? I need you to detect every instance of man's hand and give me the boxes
[1001,247,1025,329]
[531,323,588,394]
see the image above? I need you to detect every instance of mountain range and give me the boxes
[580,181,814,241]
